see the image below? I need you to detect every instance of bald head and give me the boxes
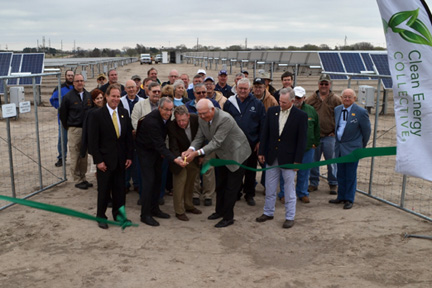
[196,99,215,122]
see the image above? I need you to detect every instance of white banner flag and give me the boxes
[377,0,432,181]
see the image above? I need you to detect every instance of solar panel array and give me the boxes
[318,52,393,89]
[0,52,45,94]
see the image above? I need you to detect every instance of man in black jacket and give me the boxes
[135,97,186,226]
[59,74,93,190]
[88,84,134,229]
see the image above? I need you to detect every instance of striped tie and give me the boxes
[112,111,120,138]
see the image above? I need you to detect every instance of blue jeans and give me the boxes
[309,136,338,186]
[296,148,315,198]
[57,124,68,160]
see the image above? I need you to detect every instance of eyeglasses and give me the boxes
[195,91,206,95]
[319,82,329,86]
[151,90,161,94]
[161,107,173,112]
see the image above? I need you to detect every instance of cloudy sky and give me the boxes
[1,0,432,51]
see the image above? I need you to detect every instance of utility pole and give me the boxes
[245,38,247,49]
[197,38,199,51]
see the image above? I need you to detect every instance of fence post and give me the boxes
[33,77,44,190]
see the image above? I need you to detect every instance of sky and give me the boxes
[1,0,432,51]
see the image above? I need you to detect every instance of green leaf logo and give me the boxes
[386,8,432,46]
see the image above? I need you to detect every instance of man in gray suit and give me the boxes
[182,99,251,228]
[329,88,371,209]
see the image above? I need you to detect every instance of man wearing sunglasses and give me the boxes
[305,74,342,195]
[131,82,162,130]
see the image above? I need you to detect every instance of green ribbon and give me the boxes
[201,146,396,174]
[0,195,138,230]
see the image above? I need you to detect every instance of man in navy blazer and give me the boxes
[257,88,308,229]
[88,84,134,229]
[330,89,371,209]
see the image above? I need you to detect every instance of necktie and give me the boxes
[112,111,120,138]
[342,109,347,121]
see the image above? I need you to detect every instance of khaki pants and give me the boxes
[68,127,88,183]
[193,152,216,200]
[173,161,199,215]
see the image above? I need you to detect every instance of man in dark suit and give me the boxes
[330,88,371,209]
[257,88,308,229]
[182,99,251,228]
[88,84,134,229]
[135,97,186,226]
[167,106,202,221]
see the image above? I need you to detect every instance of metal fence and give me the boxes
[0,72,67,210]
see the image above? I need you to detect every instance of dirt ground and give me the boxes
[0,61,431,288]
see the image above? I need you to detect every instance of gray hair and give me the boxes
[237,78,250,88]
[280,87,295,101]
[174,105,189,117]
[158,96,173,108]
[107,68,117,76]
[173,79,185,91]
[148,81,160,91]
[235,72,245,78]
[193,83,207,92]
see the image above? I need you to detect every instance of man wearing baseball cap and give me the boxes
[131,75,147,98]
[305,74,342,194]
[291,86,320,203]
[215,70,232,98]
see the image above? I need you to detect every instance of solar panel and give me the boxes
[340,53,369,80]
[370,54,393,89]
[8,54,22,85]
[318,52,347,79]
[0,52,13,94]
[360,53,378,79]
[19,53,45,85]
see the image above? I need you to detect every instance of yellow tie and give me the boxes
[112,110,120,138]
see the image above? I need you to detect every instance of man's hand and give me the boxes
[254,142,260,155]
[125,159,132,169]
[181,149,197,162]
[293,162,301,172]
[174,157,187,168]
[97,162,107,172]
[258,155,265,164]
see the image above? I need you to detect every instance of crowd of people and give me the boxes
[50,66,371,230]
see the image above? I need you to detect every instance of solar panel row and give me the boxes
[318,52,393,89]
[0,52,45,93]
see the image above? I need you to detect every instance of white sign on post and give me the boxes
[2,103,17,118]
[19,101,31,114]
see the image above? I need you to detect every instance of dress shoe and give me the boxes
[215,219,234,228]
[204,199,212,206]
[83,181,93,188]
[186,208,202,214]
[256,214,274,223]
[55,159,64,167]
[75,181,88,190]
[158,197,165,205]
[329,185,338,195]
[193,198,200,206]
[133,186,139,192]
[176,213,189,221]
[343,201,353,209]
[107,201,113,208]
[141,216,160,226]
[282,220,295,229]
[207,213,222,220]
[280,196,285,203]
[300,196,310,203]
[98,222,108,229]
[329,198,345,204]
[308,185,318,192]
[152,210,170,219]
[245,197,256,206]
